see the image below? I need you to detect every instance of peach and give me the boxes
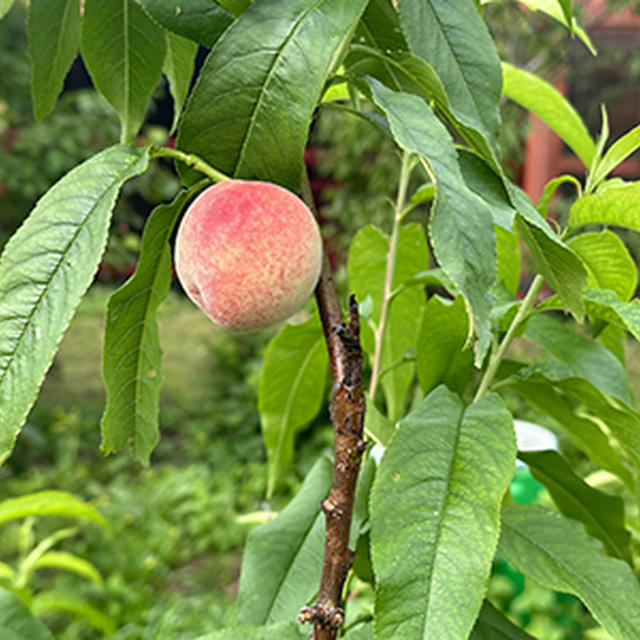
[174,180,323,330]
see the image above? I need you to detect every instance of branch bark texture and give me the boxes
[299,176,367,640]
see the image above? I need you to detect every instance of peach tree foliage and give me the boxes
[0,0,640,638]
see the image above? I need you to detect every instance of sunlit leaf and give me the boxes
[502,63,595,167]
[177,0,369,190]
[0,145,149,465]
[162,32,198,135]
[570,180,640,232]
[371,387,516,640]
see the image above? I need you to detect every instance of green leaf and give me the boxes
[135,0,234,47]
[258,314,328,497]
[0,588,52,640]
[396,0,502,165]
[520,0,595,54]
[507,378,635,491]
[0,491,108,528]
[495,225,521,295]
[31,592,115,635]
[177,0,369,191]
[0,1,14,20]
[469,600,534,639]
[162,32,198,135]
[371,387,516,640]
[416,295,472,396]
[524,314,632,405]
[82,0,165,143]
[570,180,640,232]
[343,622,375,639]
[568,231,637,302]
[590,124,640,189]
[0,145,149,466]
[196,624,306,640]
[582,288,640,342]
[536,174,582,217]
[348,223,429,420]
[502,63,595,167]
[236,456,331,625]
[519,450,631,563]
[514,212,586,321]
[512,363,640,491]
[364,392,396,446]
[27,0,81,121]
[500,504,640,640]
[31,552,104,589]
[101,183,204,465]
[367,78,496,364]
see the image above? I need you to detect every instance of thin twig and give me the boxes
[298,173,366,640]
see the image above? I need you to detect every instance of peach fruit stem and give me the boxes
[299,173,366,640]
[150,146,231,183]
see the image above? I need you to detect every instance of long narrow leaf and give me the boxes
[258,313,328,496]
[367,78,496,363]
[502,63,595,167]
[28,0,81,120]
[101,182,205,464]
[82,0,165,142]
[500,504,640,640]
[0,145,149,465]
[237,456,332,625]
[371,386,516,640]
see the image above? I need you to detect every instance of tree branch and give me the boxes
[298,173,367,640]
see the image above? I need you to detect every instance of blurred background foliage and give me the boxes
[1,0,640,637]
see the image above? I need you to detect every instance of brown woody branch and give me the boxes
[298,175,367,639]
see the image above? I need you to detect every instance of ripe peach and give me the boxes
[174,180,323,330]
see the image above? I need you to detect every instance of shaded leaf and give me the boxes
[162,31,198,135]
[135,0,234,47]
[371,387,516,640]
[196,623,305,640]
[28,0,81,121]
[470,600,535,639]
[0,491,108,528]
[502,63,595,167]
[495,225,521,295]
[343,622,374,639]
[367,78,496,363]
[31,592,115,635]
[511,363,640,491]
[32,552,104,589]
[582,288,640,342]
[364,392,395,446]
[0,145,149,465]
[396,0,502,165]
[524,314,632,404]
[177,0,369,191]
[507,378,635,491]
[258,314,328,497]
[519,450,631,563]
[514,212,586,321]
[82,0,165,142]
[416,295,472,396]
[500,504,640,640]
[236,456,331,625]
[568,231,637,301]
[101,183,205,464]
[0,588,52,640]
